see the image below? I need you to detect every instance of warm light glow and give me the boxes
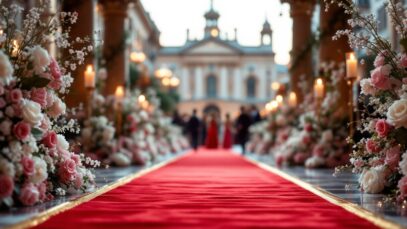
[115,86,125,103]
[265,102,272,111]
[155,67,172,79]
[210,28,219,37]
[270,100,279,113]
[162,77,171,87]
[271,82,280,91]
[276,95,283,105]
[130,51,146,64]
[84,65,96,88]
[0,29,3,36]
[12,39,19,57]
[288,92,297,108]
[170,77,180,87]
[314,78,324,99]
[346,52,358,79]
[138,94,146,104]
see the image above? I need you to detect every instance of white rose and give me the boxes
[0,50,14,84]
[387,99,407,128]
[9,141,22,154]
[57,134,69,151]
[139,110,149,121]
[359,167,386,194]
[47,97,66,118]
[110,152,131,167]
[145,123,155,134]
[30,156,48,184]
[399,153,407,176]
[22,99,43,126]
[30,46,50,73]
[0,159,15,177]
[102,126,115,143]
[305,156,325,168]
[360,78,377,95]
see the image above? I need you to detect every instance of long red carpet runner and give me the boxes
[35,149,379,228]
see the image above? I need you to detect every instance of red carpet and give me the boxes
[36,149,378,228]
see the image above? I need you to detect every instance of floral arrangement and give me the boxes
[0,3,98,207]
[274,62,349,168]
[331,0,407,199]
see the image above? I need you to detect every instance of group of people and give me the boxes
[173,106,261,154]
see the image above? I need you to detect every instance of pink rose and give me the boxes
[71,154,81,165]
[302,135,311,144]
[39,116,51,131]
[13,121,31,141]
[30,88,47,108]
[312,145,325,157]
[375,119,391,138]
[400,54,407,68]
[371,66,391,90]
[0,98,6,108]
[58,159,77,183]
[73,173,83,189]
[37,182,47,201]
[49,58,61,80]
[294,153,307,164]
[0,85,4,95]
[374,54,385,67]
[304,123,313,132]
[42,131,57,148]
[9,89,22,103]
[398,176,407,199]
[353,159,364,169]
[0,175,14,199]
[370,157,385,167]
[385,146,401,171]
[19,183,39,206]
[48,79,62,90]
[366,139,380,153]
[12,104,21,117]
[21,156,35,176]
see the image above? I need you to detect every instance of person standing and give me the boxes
[222,113,233,149]
[187,109,201,151]
[205,113,219,149]
[250,105,262,123]
[235,106,252,155]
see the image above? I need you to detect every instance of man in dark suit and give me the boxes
[187,109,201,151]
[235,106,252,155]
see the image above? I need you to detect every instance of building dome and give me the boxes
[261,19,272,34]
[204,9,220,20]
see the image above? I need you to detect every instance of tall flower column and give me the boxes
[63,0,95,107]
[319,1,352,114]
[100,0,129,95]
[281,0,315,103]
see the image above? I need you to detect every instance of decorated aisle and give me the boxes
[27,149,383,228]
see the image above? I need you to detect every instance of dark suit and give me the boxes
[187,115,200,150]
[235,113,252,155]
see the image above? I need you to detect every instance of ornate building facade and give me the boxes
[156,2,288,118]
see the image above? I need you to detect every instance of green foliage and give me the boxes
[129,63,140,88]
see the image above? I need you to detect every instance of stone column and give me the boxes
[233,67,242,100]
[220,66,228,98]
[319,1,351,113]
[259,68,267,99]
[180,67,190,100]
[194,66,204,99]
[100,0,129,96]
[63,0,95,107]
[281,0,315,103]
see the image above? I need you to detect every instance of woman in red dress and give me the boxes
[222,113,233,149]
[205,113,219,149]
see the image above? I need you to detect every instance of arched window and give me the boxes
[246,76,256,98]
[206,75,217,98]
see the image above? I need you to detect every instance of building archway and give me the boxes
[203,103,220,116]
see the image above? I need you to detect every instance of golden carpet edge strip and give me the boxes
[243,156,404,229]
[5,151,191,229]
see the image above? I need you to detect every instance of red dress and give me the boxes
[222,121,233,149]
[205,119,218,149]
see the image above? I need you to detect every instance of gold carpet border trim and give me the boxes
[243,156,403,229]
[6,152,190,229]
